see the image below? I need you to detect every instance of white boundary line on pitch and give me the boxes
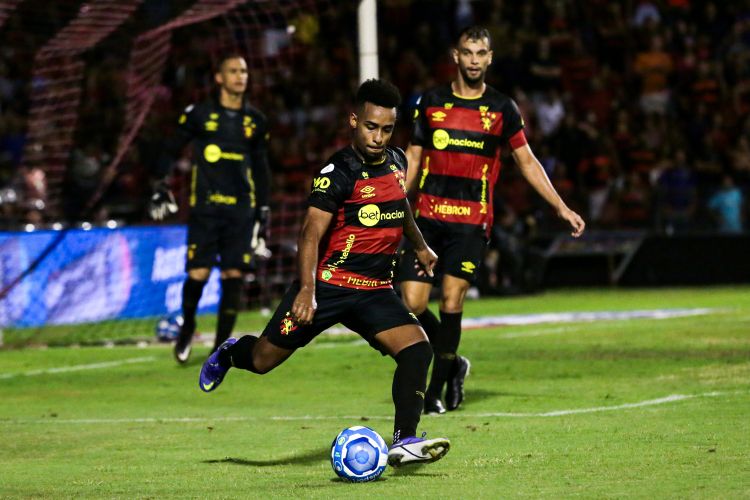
[0,356,156,380]
[2,390,741,425]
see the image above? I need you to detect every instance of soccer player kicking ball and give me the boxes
[397,26,585,415]
[199,79,450,467]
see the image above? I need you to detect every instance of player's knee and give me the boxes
[440,294,465,313]
[248,356,274,375]
[221,269,243,279]
[395,341,432,372]
[188,268,211,281]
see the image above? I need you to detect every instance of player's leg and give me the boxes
[439,274,472,411]
[433,230,485,410]
[345,291,450,467]
[397,243,445,413]
[213,214,254,352]
[214,268,243,352]
[199,282,340,392]
[176,214,219,363]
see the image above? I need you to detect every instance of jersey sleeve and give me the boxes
[501,98,527,150]
[307,162,353,213]
[249,112,271,208]
[154,103,200,179]
[410,94,430,147]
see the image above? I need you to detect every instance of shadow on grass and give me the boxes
[203,447,327,467]
[389,463,448,477]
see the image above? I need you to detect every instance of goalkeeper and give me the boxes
[150,54,271,364]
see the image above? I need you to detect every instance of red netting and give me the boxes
[20,0,143,216]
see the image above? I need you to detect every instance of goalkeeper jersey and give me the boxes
[158,97,270,215]
[307,145,408,290]
[411,84,527,234]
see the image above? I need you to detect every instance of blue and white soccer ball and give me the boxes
[155,313,183,342]
[330,426,388,482]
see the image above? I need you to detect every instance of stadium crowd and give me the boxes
[1,0,748,240]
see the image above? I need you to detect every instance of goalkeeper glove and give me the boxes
[251,206,272,259]
[148,182,178,221]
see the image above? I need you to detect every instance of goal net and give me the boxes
[0,0,339,347]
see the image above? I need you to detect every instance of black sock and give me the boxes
[214,278,243,351]
[439,310,462,353]
[426,311,463,397]
[180,278,207,341]
[219,334,258,371]
[417,309,441,345]
[392,341,432,443]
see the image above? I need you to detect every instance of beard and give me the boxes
[459,65,485,85]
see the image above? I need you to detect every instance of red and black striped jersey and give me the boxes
[411,84,527,233]
[308,145,408,290]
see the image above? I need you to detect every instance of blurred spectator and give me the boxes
[707,174,744,233]
[633,35,673,114]
[656,149,697,233]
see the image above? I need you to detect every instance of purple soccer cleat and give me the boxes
[199,337,237,393]
[387,433,450,467]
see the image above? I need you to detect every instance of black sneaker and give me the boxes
[173,331,194,365]
[423,396,446,415]
[445,355,470,411]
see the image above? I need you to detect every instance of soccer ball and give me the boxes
[155,313,183,342]
[330,426,388,482]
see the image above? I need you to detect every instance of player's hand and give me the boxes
[251,206,272,258]
[414,245,438,277]
[558,206,585,237]
[291,286,316,325]
[256,206,270,240]
[148,182,178,221]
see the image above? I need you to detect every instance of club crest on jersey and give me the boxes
[280,312,298,335]
[243,116,256,138]
[479,106,497,132]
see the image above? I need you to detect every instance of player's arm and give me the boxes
[403,199,437,277]
[511,144,585,237]
[404,143,423,194]
[291,206,333,325]
[149,105,199,220]
[249,117,272,250]
[405,95,428,194]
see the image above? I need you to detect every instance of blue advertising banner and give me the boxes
[0,225,220,328]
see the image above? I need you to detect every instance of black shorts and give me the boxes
[262,281,420,353]
[186,211,254,271]
[397,220,488,284]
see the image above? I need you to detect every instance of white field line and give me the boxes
[1,390,739,425]
[0,356,156,380]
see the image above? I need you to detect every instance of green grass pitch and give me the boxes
[1,286,748,497]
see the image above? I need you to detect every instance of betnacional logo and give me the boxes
[203,144,244,163]
[357,204,404,226]
[432,129,484,151]
[358,204,381,226]
[432,129,450,150]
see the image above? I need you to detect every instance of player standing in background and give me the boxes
[398,27,585,414]
[149,54,271,364]
[198,80,450,467]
